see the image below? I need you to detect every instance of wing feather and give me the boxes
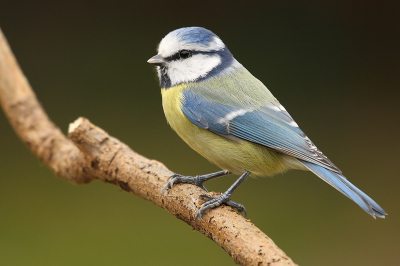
[182,89,341,173]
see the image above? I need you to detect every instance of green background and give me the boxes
[0,1,399,265]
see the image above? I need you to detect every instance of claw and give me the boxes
[199,184,208,192]
[195,211,202,221]
[226,200,247,217]
[161,183,170,195]
[162,174,179,194]
[167,174,178,182]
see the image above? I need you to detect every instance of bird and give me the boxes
[147,27,387,221]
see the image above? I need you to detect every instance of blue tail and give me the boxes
[300,160,387,218]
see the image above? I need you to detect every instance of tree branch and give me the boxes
[0,27,297,266]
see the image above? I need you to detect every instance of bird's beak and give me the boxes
[147,54,165,66]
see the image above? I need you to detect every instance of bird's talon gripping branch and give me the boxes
[162,173,208,195]
[195,192,246,221]
[161,170,232,195]
[226,200,247,217]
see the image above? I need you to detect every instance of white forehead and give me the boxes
[157,30,225,57]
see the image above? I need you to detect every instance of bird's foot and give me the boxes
[195,193,246,221]
[162,173,208,194]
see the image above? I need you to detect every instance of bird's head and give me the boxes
[148,27,236,88]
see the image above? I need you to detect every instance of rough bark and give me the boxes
[0,28,297,266]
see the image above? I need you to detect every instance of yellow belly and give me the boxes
[161,84,291,176]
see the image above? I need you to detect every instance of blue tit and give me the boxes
[147,27,387,220]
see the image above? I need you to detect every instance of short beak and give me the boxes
[147,54,165,66]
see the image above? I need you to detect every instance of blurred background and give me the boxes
[0,1,399,265]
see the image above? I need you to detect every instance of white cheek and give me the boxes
[167,55,221,85]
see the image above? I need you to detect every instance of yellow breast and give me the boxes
[161,84,290,176]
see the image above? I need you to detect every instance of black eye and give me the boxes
[179,50,192,59]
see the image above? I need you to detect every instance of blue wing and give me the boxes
[182,89,387,218]
[182,89,340,173]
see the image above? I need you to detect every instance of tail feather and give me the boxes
[299,160,387,218]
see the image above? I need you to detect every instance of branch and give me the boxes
[0,28,298,266]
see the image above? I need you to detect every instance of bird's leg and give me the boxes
[162,170,230,194]
[195,171,251,221]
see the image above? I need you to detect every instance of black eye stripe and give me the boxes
[164,50,221,62]
[166,52,181,61]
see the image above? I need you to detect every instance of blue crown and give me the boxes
[172,27,218,46]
